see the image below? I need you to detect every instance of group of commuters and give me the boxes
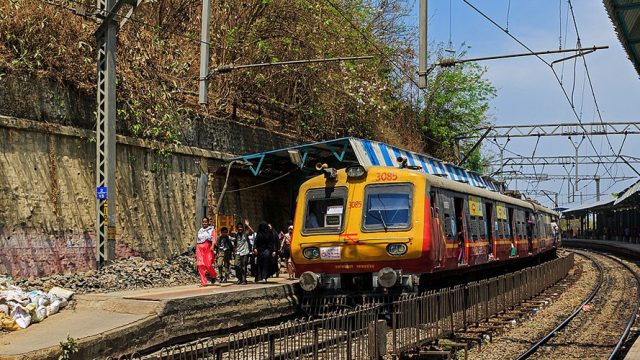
[195,217,295,287]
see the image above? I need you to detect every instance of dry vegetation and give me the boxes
[0,0,427,151]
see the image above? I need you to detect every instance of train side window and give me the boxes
[444,214,453,238]
[439,192,455,240]
[362,183,413,231]
[303,187,348,234]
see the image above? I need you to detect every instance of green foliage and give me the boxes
[58,335,78,360]
[421,47,496,162]
[0,0,496,164]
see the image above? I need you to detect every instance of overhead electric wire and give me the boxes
[461,0,617,182]
[566,0,632,175]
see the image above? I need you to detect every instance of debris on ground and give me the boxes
[14,254,198,295]
[0,278,73,332]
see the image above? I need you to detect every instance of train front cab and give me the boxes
[291,166,431,293]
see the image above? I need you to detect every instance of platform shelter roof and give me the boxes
[562,197,615,217]
[231,137,503,192]
[614,178,640,205]
[604,0,640,76]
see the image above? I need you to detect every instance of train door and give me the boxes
[486,202,494,259]
[430,191,445,267]
[437,190,457,268]
[525,211,533,254]
[454,197,466,265]
[508,207,516,257]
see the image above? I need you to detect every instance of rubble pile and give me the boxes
[0,281,72,332]
[15,254,198,294]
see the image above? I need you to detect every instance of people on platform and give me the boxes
[233,219,255,285]
[195,217,217,286]
[255,223,278,283]
[215,227,234,283]
[280,225,295,280]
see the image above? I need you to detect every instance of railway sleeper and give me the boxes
[437,340,469,360]
[451,335,483,352]
[416,350,453,359]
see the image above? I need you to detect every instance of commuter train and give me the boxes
[291,164,558,292]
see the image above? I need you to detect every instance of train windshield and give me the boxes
[363,184,412,231]
[303,187,347,233]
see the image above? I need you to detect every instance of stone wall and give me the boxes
[0,115,297,278]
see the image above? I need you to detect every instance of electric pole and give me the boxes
[418,0,428,88]
[95,0,141,268]
[198,0,211,105]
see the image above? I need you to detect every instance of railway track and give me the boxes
[516,250,640,360]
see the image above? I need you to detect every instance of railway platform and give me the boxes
[562,238,640,258]
[0,276,299,360]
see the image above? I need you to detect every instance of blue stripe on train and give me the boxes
[362,140,380,166]
[378,143,394,166]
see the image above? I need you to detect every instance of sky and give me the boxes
[403,0,640,209]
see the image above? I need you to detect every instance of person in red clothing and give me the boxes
[196,217,217,286]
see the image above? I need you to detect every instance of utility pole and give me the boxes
[198,0,211,104]
[95,0,141,268]
[569,136,584,203]
[575,145,579,202]
[499,148,505,182]
[418,0,428,88]
[595,176,601,201]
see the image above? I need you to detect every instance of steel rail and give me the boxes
[598,253,640,360]
[515,249,604,360]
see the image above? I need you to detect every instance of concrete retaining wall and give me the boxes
[0,87,298,279]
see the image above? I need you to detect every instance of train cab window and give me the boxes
[362,184,412,231]
[303,187,347,233]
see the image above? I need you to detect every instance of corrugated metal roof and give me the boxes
[614,178,640,205]
[603,0,640,77]
[232,137,504,192]
[562,197,615,215]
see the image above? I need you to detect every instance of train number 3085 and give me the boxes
[375,172,398,181]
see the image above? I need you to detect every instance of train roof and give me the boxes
[421,171,549,213]
[303,166,557,217]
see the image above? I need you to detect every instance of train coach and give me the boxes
[291,163,558,293]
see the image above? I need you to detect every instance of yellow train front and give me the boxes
[291,165,431,293]
[291,164,558,293]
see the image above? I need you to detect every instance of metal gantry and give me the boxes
[95,0,141,267]
[456,121,640,140]
[501,173,635,182]
[491,154,640,167]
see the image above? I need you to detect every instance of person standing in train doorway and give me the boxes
[551,220,559,245]
[526,218,535,254]
[456,215,465,265]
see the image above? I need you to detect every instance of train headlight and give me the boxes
[377,267,398,288]
[300,271,320,291]
[302,247,320,259]
[386,243,408,256]
[346,166,366,178]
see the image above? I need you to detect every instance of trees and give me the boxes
[0,0,496,165]
[421,48,496,167]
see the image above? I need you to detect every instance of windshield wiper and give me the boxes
[377,210,388,231]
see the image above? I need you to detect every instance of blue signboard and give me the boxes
[96,186,108,200]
